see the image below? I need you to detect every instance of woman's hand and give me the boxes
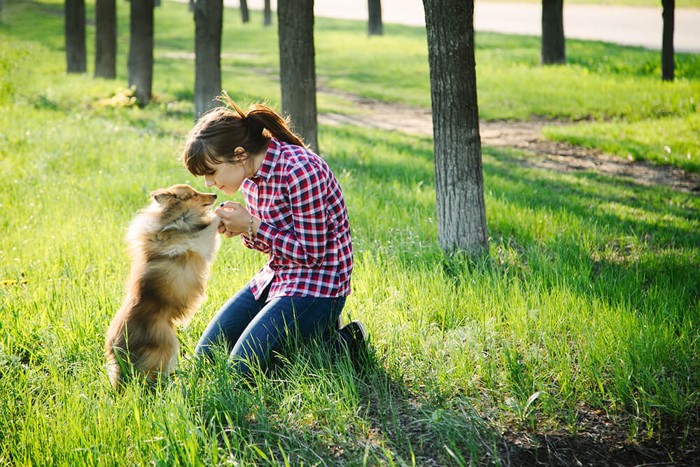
[214,201,260,238]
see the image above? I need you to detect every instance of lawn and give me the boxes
[1,0,699,464]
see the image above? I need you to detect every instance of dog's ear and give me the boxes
[151,189,174,205]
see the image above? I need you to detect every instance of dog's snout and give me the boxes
[212,194,217,199]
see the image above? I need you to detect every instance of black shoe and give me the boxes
[338,320,368,364]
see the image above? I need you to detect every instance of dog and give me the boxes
[105,184,221,390]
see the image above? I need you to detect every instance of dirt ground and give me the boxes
[319,92,700,195]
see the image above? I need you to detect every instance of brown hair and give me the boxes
[181,92,305,176]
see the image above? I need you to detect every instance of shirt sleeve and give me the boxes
[255,163,328,267]
[242,234,270,253]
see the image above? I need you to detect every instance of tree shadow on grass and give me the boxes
[348,334,698,466]
[483,145,700,314]
[182,341,698,465]
[182,341,504,464]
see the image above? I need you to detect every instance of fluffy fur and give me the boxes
[105,184,221,390]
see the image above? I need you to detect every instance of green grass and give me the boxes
[1,0,699,464]
[544,113,700,172]
[5,0,700,171]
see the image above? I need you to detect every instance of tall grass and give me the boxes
[1,0,699,464]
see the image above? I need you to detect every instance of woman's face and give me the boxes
[203,161,248,196]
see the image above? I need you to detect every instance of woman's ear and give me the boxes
[233,146,246,157]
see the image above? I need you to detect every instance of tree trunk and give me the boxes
[661,0,675,81]
[95,0,117,79]
[423,0,488,255]
[240,0,249,23]
[128,0,154,106]
[368,0,383,36]
[263,0,272,26]
[277,0,319,152]
[194,0,223,119]
[541,0,566,65]
[65,0,86,73]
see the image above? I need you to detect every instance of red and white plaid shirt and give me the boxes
[241,138,353,300]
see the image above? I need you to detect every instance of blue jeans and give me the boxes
[195,284,346,374]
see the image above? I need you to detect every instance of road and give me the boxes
[241,1,700,53]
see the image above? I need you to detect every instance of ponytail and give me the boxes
[218,92,306,149]
[182,92,306,177]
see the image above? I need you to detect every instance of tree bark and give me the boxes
[277,0,319,152]
[240,0,250,23]
[423,0,488,255]
[128,0,154,106]
[263,0,272,26]
[661,0,675,81]
[65,0,86,74]
[194,0,223,119]
[95,0,117,79]
[541,0,566,65]
[368,0,383,36]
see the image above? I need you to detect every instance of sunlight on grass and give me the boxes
[1,0,699,464]
[545,113,700,171]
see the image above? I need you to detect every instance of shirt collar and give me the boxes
[252,138,280,181]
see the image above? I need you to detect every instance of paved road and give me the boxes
[242,0,700,53]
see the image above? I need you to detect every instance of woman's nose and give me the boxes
[204,176,215,188]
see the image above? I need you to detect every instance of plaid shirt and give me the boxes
[241,138,353,300]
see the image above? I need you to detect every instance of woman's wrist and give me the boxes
[247,215,254,239]
[245,215,261,240]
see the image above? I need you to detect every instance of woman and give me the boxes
[181,93,365,374]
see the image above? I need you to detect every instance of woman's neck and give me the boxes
[247,147,267,178]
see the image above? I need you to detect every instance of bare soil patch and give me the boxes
[500,407,700,466]
[319,92,700,195]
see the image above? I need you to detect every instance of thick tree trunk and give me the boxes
[65,0,86,73]
[95,0,117,79]
[128,0,154,106]
[423,0,488,255]
[661,0,675,81]
[277,0,318,152]
[240,0,249,23]
[541,0,566,65]
[263,0,272,26]
[368,0,383,36]
[194,0,223,118]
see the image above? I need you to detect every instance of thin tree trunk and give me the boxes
[661,0,675,81]
[128,0,154,106]
[240,0,249,23]
[423,0,488,255]
[368,0,383,36]
[65,0,86,73]
[95,0,117,79]
[194,0,223,118]
[541,0,566,65]
[277,0,319,152]
[264,0,272,26]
